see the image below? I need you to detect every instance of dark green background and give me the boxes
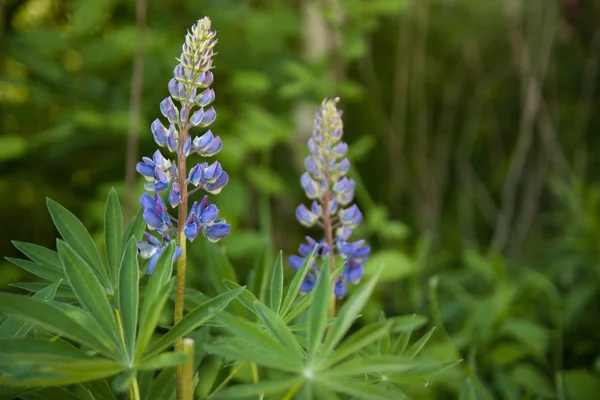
[2,0,600,398]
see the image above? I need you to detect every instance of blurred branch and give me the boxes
[124,0,147,219]
[491,0,554,254]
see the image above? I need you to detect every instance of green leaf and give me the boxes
[308,260,331,360]
[0,293,118,358]
[143,286,244,358]
[213,378,302,399]
[137,352,187,371]
[119,237,139,360]
[253,301,304,361]
[105,188,123,285]
[11,241,62,271]
[268,251,284,313]
[327,355,460,377]
[135,278,175,360]
[58,241,123,357]
[322,270,381,355]
[364,251,415,282]
[122,207,145,249]
[136,242,176,359]
[405,327,436,359]
[47,198,111,289]
[323,321,391,368]
[5,257,64,282]
[202,240,238,295]
[280,246,316,318]
[392,331,411,356]
[389,314,428,333]
[111,368,136,393]
[283,294,313,323]
[0,280,60,337]
[0,339,125,387]
[9,282,75,299]
[205,340,297,372]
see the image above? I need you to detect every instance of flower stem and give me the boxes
[322,190,337,320]
[175,121,190,400]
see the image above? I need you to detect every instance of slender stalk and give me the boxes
[131,379,141,400]
[282,383,303,400]
[114,309,140,400]
[322,188,337,320]
[205,362,246,399]
[175,113,190,400]
[182,338,195,400]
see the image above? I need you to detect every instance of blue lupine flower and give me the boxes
[289,98,369,297]
[136,18,230,273]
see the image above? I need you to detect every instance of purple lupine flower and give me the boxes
[135,18,230,273]
[289,98,369,297]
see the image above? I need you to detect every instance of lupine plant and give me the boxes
[0,17,456,400]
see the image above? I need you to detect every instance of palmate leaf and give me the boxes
[0,280,60,338]
[0,293,119,358]
[11,241,62,271]
[105,188,123,286]
[4,257,64,283]
[118,237,139,361]
[47,198,112,290]
[318,379,398,400]
[223,280,261,318]
[57,240,124,359]
[325,355,460,377]
[206,340,298,372]
[405,327,436,360]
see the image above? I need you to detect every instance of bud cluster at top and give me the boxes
[289,98,370,297]
[136,18,230,273]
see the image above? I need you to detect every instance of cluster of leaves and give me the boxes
[0,190,453,399]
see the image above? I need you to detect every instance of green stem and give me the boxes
[322,185,337,320]
[175,115,190,400]
[282,383,302,400]
[182,338,195,400]
[131,378,141,400]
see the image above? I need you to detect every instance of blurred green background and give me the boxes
[2,0,600,398]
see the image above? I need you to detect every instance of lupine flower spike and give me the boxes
[135,16,230,399]
[290,98,370,299]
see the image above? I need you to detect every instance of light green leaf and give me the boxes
[205,341,297,372]
[8,282,74,299]
[0,280,60,337]
[135,278,175,360]
[58,240,123,357]
[253,301,304,361]
[47,198,111,289]
[5,257,64,282]
[308,260,331,360]
[0,293,118,358]
[405,327,436,360]
[268,251,284,313]
[364,251,415,282]
[119,237,139,360]
[322,270,381,355]
[280,246,317,318]
[389,314,428,333]
[143,286,244,358]
[11,241,62,271]
[323,321,390,368]
[105,188,123,285]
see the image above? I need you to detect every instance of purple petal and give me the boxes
[199,107,216,127]
[140,193,155,210]
[188,164,203,186]
[151,119,168,146]
[138,241,159,259]
[190,109,205,126]
[289,255,305,270]
[199,204,218,224]
[146,247,165,275]
[201,136,222,157]
[193,130,214,150]
[206,222,230,243]
[184,222,199,242]
[206,171,228,194]
[160,97,178,124]
[168,185,180,208]
[334,282,347,298]
[347,265,364,284]
[143,209,163,230]
[197,88,215,107]
[143,231,162,247]
[136,162,154,177]
[296,204,316,227]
